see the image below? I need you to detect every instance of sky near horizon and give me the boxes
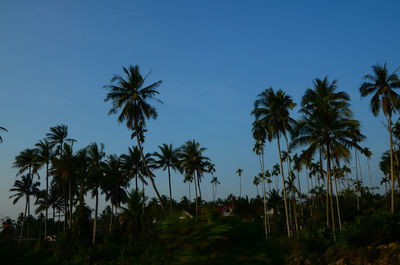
[1,0,400,219]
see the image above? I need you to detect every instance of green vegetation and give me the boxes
[2,63,400,264]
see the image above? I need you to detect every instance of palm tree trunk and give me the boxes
[45,162,49,239]
[69,178,72,230]
[135,134,166,213]
[321,150,329,227]
[332,158,342,231]
[135,173,138,192]
[277,134,291,237]
[326,146,336,240]
[355,149,360,211]
[109,203,113,232]
[27,197,30,240]
[193,172,198,217]
[168,165,173,213]
[283,128,298,235]
[92,189,98,244]
[367,158,372,188]
[239,175,242,198]
[260,151,268,238]
[389,115,395,213]
[197,175,202,201]
[19,198,28,244]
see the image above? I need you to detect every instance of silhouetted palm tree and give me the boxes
[252,87,295,237]
[9,174,40,243]
[104,65,165,212]
[86,142,106,243]
[35,139,54,238]
[359,63,400,213]
[153,144,179,213]
[235,168,243,197]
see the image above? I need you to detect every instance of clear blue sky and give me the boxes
[1,0,399,219]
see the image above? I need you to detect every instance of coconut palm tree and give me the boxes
[235,168,243,197]
[86,142,106,243]
[9,174,40,243]
[210,176,220,201]
[291,77,364,237]
[104,65,165,212]
[46,125,74,157]
[253,176,260,196]
[153,144,179,213]
[121,146,142,192]
[0,126,7,143]
[35,139,54,238]
[178,139,211,216]
[102,154,128,231]
[359,63,400,213]
[13,148,39,179]
[252,87,295,237]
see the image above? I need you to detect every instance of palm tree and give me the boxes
[362,147,373,188]
[235,168,243,197]
[103,154,127,231]
[104,65,165,212]
[252,87,295,237]
[210,176,220,201]
[0,126,7,143]
[252,119,269,237]
[13,148,39,179]
[291,77,363,237]
[46,125,74,156]
[178,139,210,216]
[253,176,260,196]
[9,174,40,243]
[359,63,400,213]
[86,142,106,243]
[51,143,76,230]
[35,139,54,239]
[121,146,142,192]
[153,144,179,213]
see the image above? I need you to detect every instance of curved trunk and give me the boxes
[260,151,268,238]
[197,175,202,201]
[136,134,166,213]
[277,134,291,237]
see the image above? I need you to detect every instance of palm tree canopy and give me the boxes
[359,63,400,117]
[252,87,296,140]
[46,125,75,155]
[153,144,179,172]
[13,148,39,177]
[9,174,40,205]
[104,65,163,130]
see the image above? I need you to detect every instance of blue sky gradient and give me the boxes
[1,0,400,218]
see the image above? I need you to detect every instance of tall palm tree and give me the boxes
[104,65,165,212]
[0,126,7,143]
[252,119,270,238]
[9,174,40,243]
[51,143,76,230]
[235,168,243,197]
[360,63,400,213]
[35,139,54,238]
[291,77,363,237]
[86,142,106,244]
[178,139,210,216]
[252,87,295,237]
[153,144,179,213]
